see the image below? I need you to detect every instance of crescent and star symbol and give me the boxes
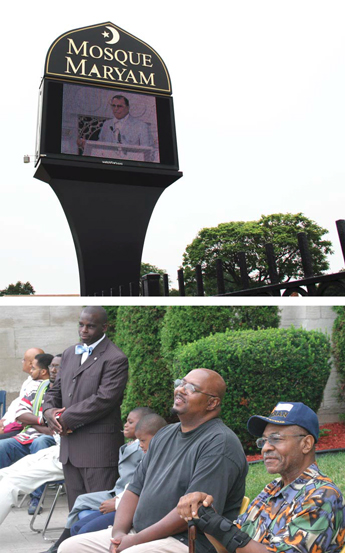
[102,26,120,45]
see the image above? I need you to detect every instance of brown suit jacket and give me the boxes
[43,336,128,468]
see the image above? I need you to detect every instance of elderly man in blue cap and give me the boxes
[177,401,345,553]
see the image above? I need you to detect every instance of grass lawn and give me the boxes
[245,452,345,501]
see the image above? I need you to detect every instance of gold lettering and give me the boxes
[103,66,115,80]
[89,45,103,59]
[88,63,101,78]
[142,54,153,67]
[113,67,127,81]
[125,70,138,84]
[128,51,141,66]
[114,49,128,66]
[139,71,156,86]
[65,56,87,75]
[66,39,89,57]
[104,47,114,61]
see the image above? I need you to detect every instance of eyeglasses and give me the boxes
[256,434,308,449]
[48,364,60,369]
[110,104,126,108]
[174,379,218,398]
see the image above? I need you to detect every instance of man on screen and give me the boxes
[77,95,153,150]
[99,95,153,147]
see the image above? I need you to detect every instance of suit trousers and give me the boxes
[63,460,118,510]
[58,528,189,553]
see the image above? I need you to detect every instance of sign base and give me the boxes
[34,157,182,296]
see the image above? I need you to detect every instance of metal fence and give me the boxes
[91,219,345,297]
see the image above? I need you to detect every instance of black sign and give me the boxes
[45,22,172,94]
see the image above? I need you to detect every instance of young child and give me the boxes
[42,406,155,553]
[68,413,168,537]
[70,413,167,535]
[135,413,167,454]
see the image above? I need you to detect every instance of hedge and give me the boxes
[161,306,280,364]
[172,326,331,453]
[110,307,280,422]
[332,306,345,401]
[114,306,174,420]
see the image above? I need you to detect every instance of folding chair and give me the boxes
[0,390,6,417]
[30,480,66,541]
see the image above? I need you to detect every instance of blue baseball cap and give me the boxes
[247,402,319,443]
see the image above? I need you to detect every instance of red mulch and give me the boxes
[247,422,345,462]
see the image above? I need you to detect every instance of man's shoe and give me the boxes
[27,496,43,515]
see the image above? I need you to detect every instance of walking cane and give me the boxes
[188,521,197,553]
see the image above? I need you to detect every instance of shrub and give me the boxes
[332,306,345,401]
[104,307,119,340]
[161,306,280,364]
[114,306,174,420]
[172,326,331,453]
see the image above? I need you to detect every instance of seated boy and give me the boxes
[43,409,166,553]
[69,413,167,536]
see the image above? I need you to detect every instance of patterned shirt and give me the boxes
[14,379,50,444]
[236,463,345,553]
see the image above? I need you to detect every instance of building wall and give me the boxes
[280,305,345,424]
[0,306,80,405]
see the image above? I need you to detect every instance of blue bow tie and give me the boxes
[75,345,94,356]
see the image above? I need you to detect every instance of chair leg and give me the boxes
[30,484,49,533]
[29,481,66,540]
[18,493,28,508]
[42,484,65,540]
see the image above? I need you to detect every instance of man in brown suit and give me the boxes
[43,306,128,509]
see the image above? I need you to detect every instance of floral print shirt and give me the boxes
[236,463,345,553]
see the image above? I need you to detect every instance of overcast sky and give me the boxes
[2,0,345,294]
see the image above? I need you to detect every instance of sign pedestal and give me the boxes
[35,157,182,295]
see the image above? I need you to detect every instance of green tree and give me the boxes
[140,263,167,279]
[0,281,35,296]
[181,213,333,295]
[140,262,171,295]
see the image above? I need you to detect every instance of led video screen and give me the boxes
[38,80,179,171]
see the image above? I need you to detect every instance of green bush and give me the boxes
[172,327,331,453]
[113,306,280,422]
[161,306,280,364]
[104,306,119,340]
[114,306,174,420]
[332,306,345,401]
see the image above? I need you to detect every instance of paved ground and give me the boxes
[0,489,69,553]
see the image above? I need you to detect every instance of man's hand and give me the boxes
[77,137,86,149]
[109,532,126,553]
[0,420,4,434]
[177,492,215,521]
[44,407,65,434]
[31,425,54,436]
[110,534,138,553]
[100,498,116,514]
